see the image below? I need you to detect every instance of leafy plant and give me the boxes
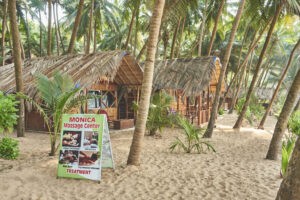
[218,109,224,115]
[18,71,99,156]
[132,91,177,136]
[288,110,300,136]
[0,136,20,160]
[0,92,19,133]
[170,117,215,153]
[281,136,295,177]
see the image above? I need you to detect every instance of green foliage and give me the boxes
[288,110,300,136]
[170,117,215,154]
[132,91,178,135]
[0,92,19,133]
[18,71,99,156]
[218,109,224,115]
[235,94,264,125]
[281,136,295,177]
[0,136,20,160]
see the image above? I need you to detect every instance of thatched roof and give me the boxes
[0,51,143,97]
[140,57,221,96]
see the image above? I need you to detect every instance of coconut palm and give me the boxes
[18,72,98,156]
[266,68,300,160]
[1,0,8,66]
[67,0,85,54]
[8,0,25,137]
[233,0,300,128]
[47,0,52,55]
[258,39,300,129]
[203,0,247,138]
[127,0,165,166]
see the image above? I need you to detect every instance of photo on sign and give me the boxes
[62,131,81,147]
[79,151,100,167]
[83,131,98,149]
[59,150,79,166]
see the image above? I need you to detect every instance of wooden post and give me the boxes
[198,95,202,125]
[177,90,180,112]
[186,97,189,120]
[207,87,210,121]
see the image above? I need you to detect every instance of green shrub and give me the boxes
[281,136,295,177]
[288,110,300,136]
[0,92,19,133]
[131,91,177,136]
[170,117,215,153]
[218,109,224,115]
[0,136,20,160]
[235,94,264,125]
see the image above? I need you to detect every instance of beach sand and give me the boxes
[0,113,282,200]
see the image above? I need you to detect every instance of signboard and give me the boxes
[57,114,114,182]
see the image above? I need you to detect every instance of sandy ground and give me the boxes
[0,113,282,200]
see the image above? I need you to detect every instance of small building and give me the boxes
[0,51,143,131]
[140,57,225,125]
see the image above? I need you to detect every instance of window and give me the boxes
[88,90,101,109]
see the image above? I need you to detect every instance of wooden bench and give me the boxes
[113,119,134,129]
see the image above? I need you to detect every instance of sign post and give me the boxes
[57,114,114,182]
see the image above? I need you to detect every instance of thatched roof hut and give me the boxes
[0,51,143,98]
[140,57,223,96]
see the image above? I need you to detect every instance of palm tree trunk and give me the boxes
[53,3,60,56]
[8,0,25,137]
[266,68,300,160]
[207,0,226,56]
[56,0,65,54]
[203,0,246,138]
[127,0,165,166]
[93,19,97,53]
[124,7,137,50]
[86,0,94,54]
[39,9,43,57]
[294,99,300,112]
[198,0,208,57]
[218,18,272,111]
[233,3,283,129]
[20,36,25,60]
[275,136,300,200]
[47,0,52,56]
[67,0,85,54]
[229,59,249,113]
[5,21,12,52]
[25,10,31,59]
[237,26,250,67]
[1,0,8,66]
[170,17,181,59]
[258,39,300,129]
[176,14,186,58]
[134,3,140,57]
[245,50,254,89]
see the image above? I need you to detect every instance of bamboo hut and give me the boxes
[0,51,143,131]
[140,57,225,125]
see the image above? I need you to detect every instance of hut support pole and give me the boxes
[177,91,180,112]
[207,87,210,122]
[198,95,202,125]
[186,97,189,120]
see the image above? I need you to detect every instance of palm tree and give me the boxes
[127,0,165,166]
[86,0,94,53]
[203,0,247,138]
[8,0,25,137]
[197,0,208,57]
[1,0,8,66]
[206,0,225,56]
[233,0,300,128]
[266,68,300,160]
[19,72,98,156]
[258,39,300,129]
[47,0,52,55]
[275,136,300,200]
[67,0,85,54]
